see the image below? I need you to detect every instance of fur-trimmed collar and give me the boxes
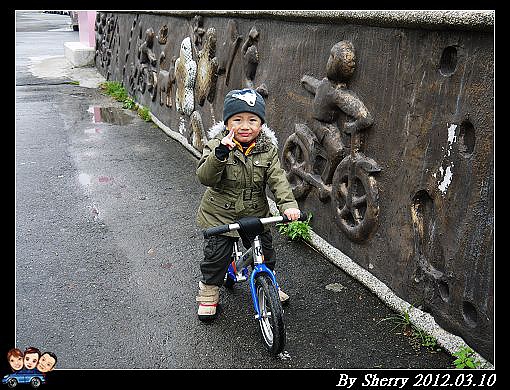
[208,121,278,152]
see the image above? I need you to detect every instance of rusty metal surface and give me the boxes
[93,11,494,361]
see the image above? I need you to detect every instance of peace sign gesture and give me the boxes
[221,127,236,150]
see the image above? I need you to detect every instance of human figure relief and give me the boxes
[282,41,381,242]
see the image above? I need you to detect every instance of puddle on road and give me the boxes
[78,173,92,185]
[84,128,101,134]
[98,175,113,183]
[87,106,134,125]
[78,173,114,186]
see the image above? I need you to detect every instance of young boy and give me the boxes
[195,88,301,321]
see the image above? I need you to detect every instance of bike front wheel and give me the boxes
[255,273,286,356]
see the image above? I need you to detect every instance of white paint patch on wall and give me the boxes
[437,165,453,193]
[446,123,457,156]
[433,123,457,196]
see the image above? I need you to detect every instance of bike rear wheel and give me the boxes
[224,272,235,288]
[255,273,286,356]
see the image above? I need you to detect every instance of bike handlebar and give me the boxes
[203,212,308,239]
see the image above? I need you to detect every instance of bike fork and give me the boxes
[249,235,279,318]
[229,241,248,282]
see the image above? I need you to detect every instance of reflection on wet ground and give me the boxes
[78,173,114,186]
[78,106,127,190]
[88,106,134,125]
[78,172,91,185]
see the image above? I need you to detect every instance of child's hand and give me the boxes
[284,208,301,221]
[221,127,236,150]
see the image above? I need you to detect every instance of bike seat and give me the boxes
[237,216,265,241]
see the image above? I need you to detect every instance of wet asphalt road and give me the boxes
[13,10,455,380]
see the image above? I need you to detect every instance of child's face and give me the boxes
[9,354,23,371]
[24,352,39,369]
[227,112,262,144]
[37,353,56,373]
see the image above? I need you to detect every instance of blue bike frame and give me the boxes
[249,264,279,316]
[225,235,280,318]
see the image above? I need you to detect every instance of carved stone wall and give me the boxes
[94,11,494,361]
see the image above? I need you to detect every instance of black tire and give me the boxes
[223,273,235,289]
[30,377,41,389]
[7,378,18,388]
[254,273,286,356]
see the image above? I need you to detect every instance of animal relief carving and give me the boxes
[175,37,197,117]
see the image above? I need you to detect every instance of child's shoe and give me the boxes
[196,281,219,321]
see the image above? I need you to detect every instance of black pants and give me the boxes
[200,230,276,286]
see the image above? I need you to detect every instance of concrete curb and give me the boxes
[149,113,202,159]
[147,111,493,369]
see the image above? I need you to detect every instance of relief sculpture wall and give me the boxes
[93,11,494,361]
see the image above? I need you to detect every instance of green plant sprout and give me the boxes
[137,106,152,122]
[277,212,312,241]
[378,304,441,352]
[99,81,152,123]
[452,346,481,369]
[100,81,129,102]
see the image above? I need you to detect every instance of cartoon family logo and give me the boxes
[2,347,57,388]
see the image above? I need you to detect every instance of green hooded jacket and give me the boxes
[196,122,298,237]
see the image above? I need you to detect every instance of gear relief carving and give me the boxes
[105,15,117,80]
[95,12,116,80]
[241,26,259,89]
[282,41,380,242]
[175,37,197,117]
[123,15,139,80]
[112,20,121,78]
[128,24,146,96]
[195,27,219,106]
[218,19,242,86]
[94,13,105,63]
[94,12,104,64]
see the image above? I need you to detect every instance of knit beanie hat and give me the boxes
[223,88,266,124]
